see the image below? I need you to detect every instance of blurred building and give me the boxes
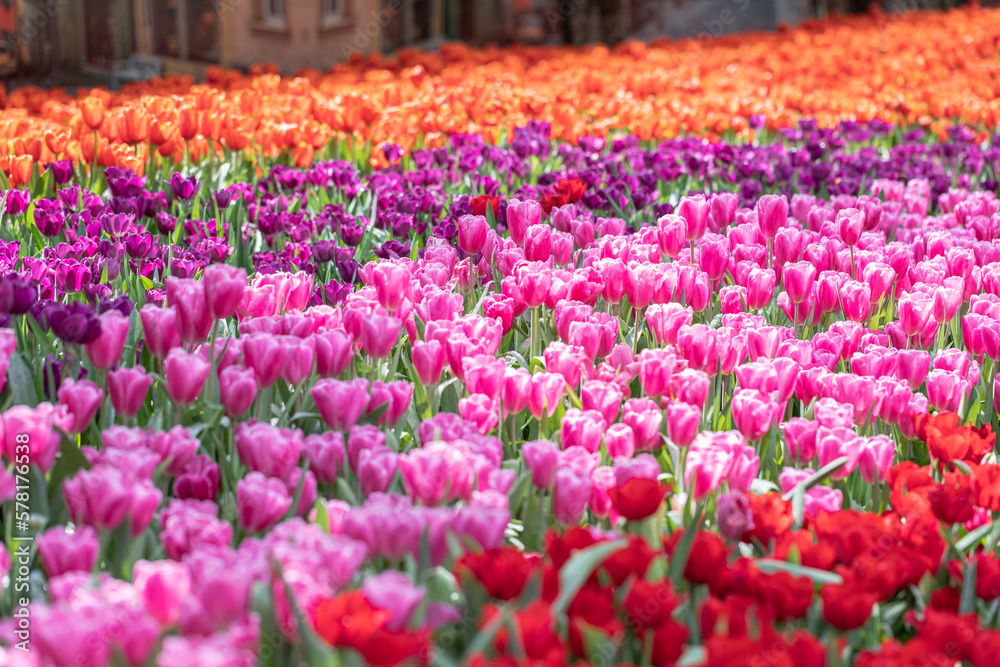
[6,0,986,81]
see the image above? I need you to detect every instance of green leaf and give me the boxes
[7,352,38,407]
[356,402,389,426]
[313,499,330,533]
[677,646,707,667]
[507,470,533,517]
[959,558,978,615]
[669,503,704,587]
[552,539,627,618]
[956,522,993,553]
[755,559,843,585]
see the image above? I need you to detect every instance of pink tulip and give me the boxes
[134,559,191,627]
[553,468,591,525]
[782,417,819,463]
[501,367,532,416]
[711,191,738,228]
[516,262,552,308]
[64,464,162,534]
[236,472,291,533]
[312,378,370,431]
[464,353,507,400]
[782,261,817,304]
[731,388,778,441]
[897,292,934,337]
[581,379,623,425]
[746,267,776,310]
[667,401,701,448]
[837,207,864,246]
[280,335,316,385]
[57,378,104,435]
[165,349,210,405]
[840,280,872,322]
[202,264,247,320]
[671,368,711,409]
[458,214,488,254]
[622,397,663,451]
[315,329,355,377]
[560,409,607,453]
[140,305,182,358]
[458,394,499,434]
[625,262,656,310]
[756,194,788,239]
[523,439,560,489]
[524,224,552,262]
[357,446,399,496]
[677,324,718,374]
[645,302,693,346]
[527,372,565,419]
[360,314,402,359]
[37,525,98,577]
[303,432,345,485]
[685,440,732,499]
[604,424,635,459]
[174,455,220,501]
[700,234,730,280]
[372,262,411,313]
[219,366,257,418]
[780,467,844,516]
[506,198,542,246]
[856,435,895,484]
[166,277,213,343]
[925,369,968,413]
[656,214,687,258]
[678,194,710,241]
[84,309,130,370]
[108,366,153,419]
[412,339,445,385]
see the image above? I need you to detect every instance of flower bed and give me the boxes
[2,113,1000,667]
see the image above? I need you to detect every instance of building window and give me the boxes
[261,0,285,24]
[149,0,218,62]
[322,0,346,23]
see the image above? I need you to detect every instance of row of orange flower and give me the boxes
[0,4,999,182]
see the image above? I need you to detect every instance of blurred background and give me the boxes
[0,0,990,86]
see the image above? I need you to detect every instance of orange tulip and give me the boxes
[79,97,105,130]
[8,154,32,187]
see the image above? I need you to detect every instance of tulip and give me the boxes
[782,417,819,463]
[837,207,864,247]
[516,262,552,309]
[315,329,355,377]
[622,398,664,451]
[746,268,776,310]
[166,277,213,343]
[372,262,411,313]
[236,472,292,533]
[56,378,104,435]
[604,423,636,459]
[782,261,817,304]
[711,191,738,228]
[219,366,258,418]
[202,264,247,320]
[312,378,370,431]
[64,464,162,534]
[581,379,623,425]
[458,394,499,434]
[360,314,402,359]
[840,281,872,322]
[560,409,607,453]
[84,309,130,370]
[524,224,552,262]
[506,198,542,247]
[173,455,220,501]
[645,302,693,347]
[926,370,968,413]
[134,559,191,627]
[2,403,69,472]
[523,439,560,489]
[717,491,755,541]
[856,435,895,484]
[756,194,788,239]
[412,339,445,385]
[608,477,670,521]
[108,366,153,419]
[139,305,182,358]
[458,214,488,254]
[685,443,732,499]
[676,324,717,373]
[898,292,934,337]
[164,348,210,405]
[501,367,532,417]
[553,468,591,525]
[731,389,777,441]
[357,446,399,496]
[667,401,701,448]
[656,214,687,258]
[37,525,99,577]
[527,372,565,419]
[678,194,710,241]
